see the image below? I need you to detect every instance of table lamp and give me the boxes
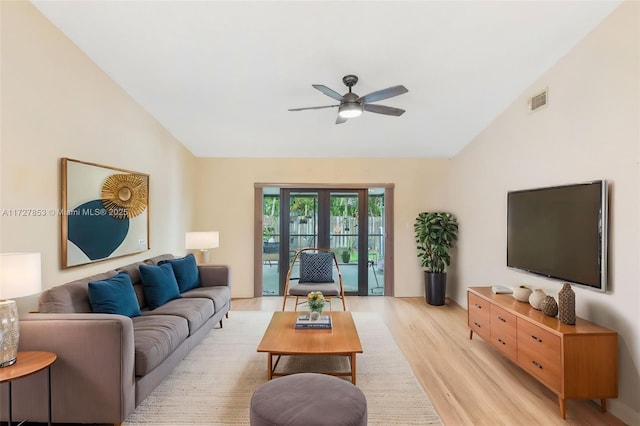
[0,253,42,367]
[185,232,219,264]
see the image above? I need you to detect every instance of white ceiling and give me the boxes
[31,1,621,158]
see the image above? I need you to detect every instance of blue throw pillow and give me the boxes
[299,252,334,283]
[139,263,181,309]
[158,253,200,293]
[88,272,141,317]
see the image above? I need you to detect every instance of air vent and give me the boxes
[528,88,548,112]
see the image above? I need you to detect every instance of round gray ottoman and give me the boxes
[250,373,367,426]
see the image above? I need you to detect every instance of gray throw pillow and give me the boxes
[299,252,334,283]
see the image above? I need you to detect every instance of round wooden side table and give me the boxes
[0,351,57,426]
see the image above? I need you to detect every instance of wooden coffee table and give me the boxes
[257,311,363,384]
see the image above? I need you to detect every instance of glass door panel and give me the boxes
[285,192,318,291]
[368,189,385,294]
[329,192,360,293]
[288,192,318,253]
[263,187,385,297]
[261,190,280,295]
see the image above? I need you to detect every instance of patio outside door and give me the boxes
[260,188,384,297]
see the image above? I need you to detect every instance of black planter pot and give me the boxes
[424,271,446,306]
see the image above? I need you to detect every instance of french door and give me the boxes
[260,187,386,297]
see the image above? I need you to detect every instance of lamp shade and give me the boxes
[0,253,42,300]
[338,103,363,118]
[185,232,220,250]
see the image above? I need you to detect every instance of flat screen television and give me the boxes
[507,180,608,292]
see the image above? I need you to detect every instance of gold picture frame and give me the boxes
[61,158,150,268]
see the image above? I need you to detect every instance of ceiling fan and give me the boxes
[288,75,408,124]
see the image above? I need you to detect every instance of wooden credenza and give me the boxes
[467,286,618,419]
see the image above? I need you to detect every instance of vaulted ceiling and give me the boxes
[32,1,622,158]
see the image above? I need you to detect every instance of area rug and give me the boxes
[123,311,442,425]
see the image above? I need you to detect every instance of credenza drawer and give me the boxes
[490,305,517,360]
[468,293,491,340]
[517,318,561,390]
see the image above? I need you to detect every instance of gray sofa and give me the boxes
[0,254,231,425]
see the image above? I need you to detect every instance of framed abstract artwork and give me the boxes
[61,158,150,268]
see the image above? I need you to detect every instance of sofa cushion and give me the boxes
[139,263,181,310]
[115,262,145,285]
[158,254,200,293]
[144,254,175,265]
[39,270,118,313]
[141,297,214,335]
[132,314,189,376]
[88,272,142,317]
[182,286,230,313]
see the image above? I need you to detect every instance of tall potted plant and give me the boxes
[414,212,459,306]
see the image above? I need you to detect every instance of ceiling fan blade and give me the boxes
[364,104,405,116]
[335,115,348,124]
[312,84,344,101]
[359,85,408,103]
[288,105,339,112]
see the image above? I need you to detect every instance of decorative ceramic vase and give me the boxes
[541,295,558,317]
[558,283,576,325]
[528,289,546,310]
[512,285,532,302]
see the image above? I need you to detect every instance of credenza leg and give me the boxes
[558,396,566,419]
[600,399,607,413]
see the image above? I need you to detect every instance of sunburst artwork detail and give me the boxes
[101,174,148,219]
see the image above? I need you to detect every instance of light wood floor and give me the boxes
[232,296,625,426]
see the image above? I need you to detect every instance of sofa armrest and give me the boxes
[0,313,136,424]
[199,264,230,288]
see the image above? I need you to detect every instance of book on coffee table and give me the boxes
[295,314,332,329]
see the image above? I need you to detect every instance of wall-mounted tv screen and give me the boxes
[507,180,608,292]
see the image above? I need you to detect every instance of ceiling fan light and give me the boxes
[338,103,362,118]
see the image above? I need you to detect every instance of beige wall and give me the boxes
[0,2,197,311]
[447,1,639,422]
[193,158,449,297]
